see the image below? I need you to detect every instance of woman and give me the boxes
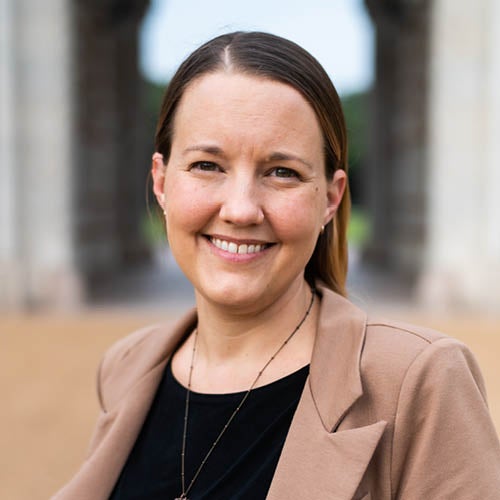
[53,32,500,499]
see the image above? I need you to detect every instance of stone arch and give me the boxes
[2,0,499,310]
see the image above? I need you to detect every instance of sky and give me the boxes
[140,0,374,96]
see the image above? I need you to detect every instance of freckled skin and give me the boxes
[153,72,345,316]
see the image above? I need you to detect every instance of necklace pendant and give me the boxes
[175,496,188,500]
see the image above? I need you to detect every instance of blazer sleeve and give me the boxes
[391,337,500,499]
[84,355,109,458]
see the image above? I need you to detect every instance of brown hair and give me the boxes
[155,31,350,296]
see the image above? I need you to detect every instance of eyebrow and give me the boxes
[266,152,314,170]
[183,144,225,156]
[183,144,313,170]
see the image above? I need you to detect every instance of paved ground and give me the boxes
[2,254,499,499]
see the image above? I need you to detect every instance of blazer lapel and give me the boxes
[267,384,386,499]
[267,286,387,499]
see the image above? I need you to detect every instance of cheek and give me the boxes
[164,176,218,234]
[269,190,324,242]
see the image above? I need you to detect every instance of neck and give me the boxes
[194,280,314,365]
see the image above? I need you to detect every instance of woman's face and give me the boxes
[153,72,345,312]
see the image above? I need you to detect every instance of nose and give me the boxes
[219,174,264,226]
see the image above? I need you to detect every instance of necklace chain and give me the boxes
[176,287,315,500]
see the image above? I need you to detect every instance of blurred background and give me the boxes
[1,0,499,498]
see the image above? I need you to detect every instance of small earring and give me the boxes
[320,225,325,235]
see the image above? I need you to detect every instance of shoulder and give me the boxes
[363,317,454,375]
[316,285,482,393]
[358,316,488,421]
[368,320,500,496]
[97,309,197,410]
[363,317,482,385]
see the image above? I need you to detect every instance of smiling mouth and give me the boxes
[208,236,272,255]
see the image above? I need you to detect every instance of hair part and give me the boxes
[155,31,350,296]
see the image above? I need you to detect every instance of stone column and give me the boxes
[1,0,151,309]
[419,0,500,310]
[114,3,152,267]
[0,0,21,307]
[1,0,82,309]
[364,0,430,282]
[73,0,150,291]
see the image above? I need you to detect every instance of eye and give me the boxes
[269,167,300,179]
[189,161,222,172]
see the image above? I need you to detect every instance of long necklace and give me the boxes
[175,287,315,500]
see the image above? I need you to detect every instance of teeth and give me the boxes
[211,238,266,254]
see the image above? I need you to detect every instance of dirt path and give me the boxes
[1,309,499,499]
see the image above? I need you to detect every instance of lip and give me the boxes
[206,234,274,246]
[203,234,275,262]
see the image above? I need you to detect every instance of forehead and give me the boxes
[171,71,323,153]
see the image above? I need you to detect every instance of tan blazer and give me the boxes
[53,286,500,499]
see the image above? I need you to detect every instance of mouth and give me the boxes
[206,236,274,255]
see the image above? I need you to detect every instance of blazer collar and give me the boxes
[310,284,367,431]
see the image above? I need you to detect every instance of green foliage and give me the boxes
[341,90,368,172]
[141,209,167,247]
[144,79,169,119]
[347,206,371,247]
[342,91,372,247]
[341,90,369,206]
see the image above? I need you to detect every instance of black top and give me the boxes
[110,359,309,500]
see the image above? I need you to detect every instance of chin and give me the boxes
[195,272,306,314]
[204,286,262,309]
[194,276,269,310]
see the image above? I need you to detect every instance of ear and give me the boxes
[323,169,347,225]
[151,152,166,209]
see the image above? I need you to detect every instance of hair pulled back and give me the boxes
[155,31,350,296]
